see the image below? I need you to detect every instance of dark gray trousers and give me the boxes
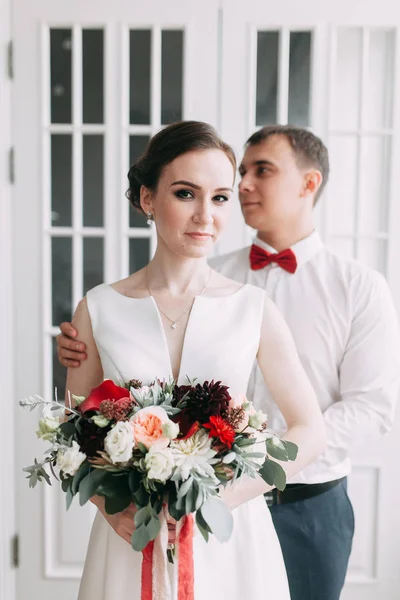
[269,479,355,600]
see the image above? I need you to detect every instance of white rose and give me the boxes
[144,447,174,482]
[104,421,135,464]
[248,409,268,431]
[162,420,180,439]
[56,441,86,476]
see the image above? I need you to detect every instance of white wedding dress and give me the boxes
[78,282,290,600]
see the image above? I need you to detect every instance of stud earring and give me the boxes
[146,212,153,225]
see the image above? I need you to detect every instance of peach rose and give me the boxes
[130,406,171,450]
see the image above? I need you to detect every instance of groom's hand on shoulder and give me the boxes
[57,322,87,368]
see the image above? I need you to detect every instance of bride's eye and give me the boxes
[213,194,229,203]
[175,189,194,200]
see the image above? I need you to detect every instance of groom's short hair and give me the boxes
[246,125,330,204]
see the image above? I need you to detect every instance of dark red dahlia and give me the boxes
[75,418,111,458]
[173,380,231,435]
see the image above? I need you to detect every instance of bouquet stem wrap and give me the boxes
[141,508,194,600]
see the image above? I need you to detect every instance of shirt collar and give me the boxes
[253,230,323,268]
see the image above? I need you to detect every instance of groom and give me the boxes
[57,125,400,600]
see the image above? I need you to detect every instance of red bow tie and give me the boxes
[250,244,297,273]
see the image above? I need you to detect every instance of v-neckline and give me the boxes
[149,295,199,383]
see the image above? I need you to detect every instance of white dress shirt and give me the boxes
[210,231,400,484]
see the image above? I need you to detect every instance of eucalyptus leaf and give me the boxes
[79,469,108,506]
[185,485,195,514]
[273,462,287,491]
[259,459,287,491]
[71,461,90,494]
[104,495,132,514]
[128,470,142,495]
[134,506,151,528]
[133,484,150,508]
[61,476,73,493]
[266,440,289,462]
[168,501,185,522]
[58,421,77,440]
[195,508,211,542]
[131,524,151,552]
[222,452,236,464]
[200,498,233,543]
[66,485,74,510]
[147,515,161,540]
[282,440,298,461]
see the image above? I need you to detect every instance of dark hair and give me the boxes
[127,121,237,214]
[246,125,330,204]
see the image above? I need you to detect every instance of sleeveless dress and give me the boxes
[78,283,290,600]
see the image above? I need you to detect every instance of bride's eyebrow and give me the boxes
[170,180,233,193]
[170,180,200,189]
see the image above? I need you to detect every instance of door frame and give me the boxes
[0,0,16,597]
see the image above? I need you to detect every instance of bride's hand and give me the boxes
[91,496,137,544]
[167,513,177,545]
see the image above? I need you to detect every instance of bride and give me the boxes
[67,120,326,599]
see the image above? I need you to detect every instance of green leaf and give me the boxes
[71,461,90,494]
[259,458,287,491]
[195,508,211,542]
[131,524,151,552]
[185,485,195,514]
[282,440,298,461]
[104,495,132,514]
[58,421,77,440]
[61,476,73,493]
[137,442,148,455]
[177,476,193,500]
[273,462,287,491]
[149,493,163,514]
[78,469,108,506]
[266,439,289,462]
[133,484,150,508]
[134,506,151,528]
[200,498,233,543]
[194,483,204,511]
[66,485,74,510]
[128,470,142,495]
[147,515,161,540]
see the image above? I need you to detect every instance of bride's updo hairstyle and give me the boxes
[126,121,236,215]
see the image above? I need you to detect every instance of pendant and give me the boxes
[171,323,177,330]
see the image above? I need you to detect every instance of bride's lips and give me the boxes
[185,232,213,240]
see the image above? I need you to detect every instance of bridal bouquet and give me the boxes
[20,377,297,597]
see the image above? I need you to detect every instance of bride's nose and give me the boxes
[193,199,214,224]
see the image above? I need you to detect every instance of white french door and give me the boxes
[12,1,219,598]
[220,1,400,599]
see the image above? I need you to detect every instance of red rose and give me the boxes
[203,415,235,448]
[79,380,130,414]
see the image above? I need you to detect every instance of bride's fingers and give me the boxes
[168,523,176,544]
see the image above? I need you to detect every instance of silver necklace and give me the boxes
[146,267,212,329]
